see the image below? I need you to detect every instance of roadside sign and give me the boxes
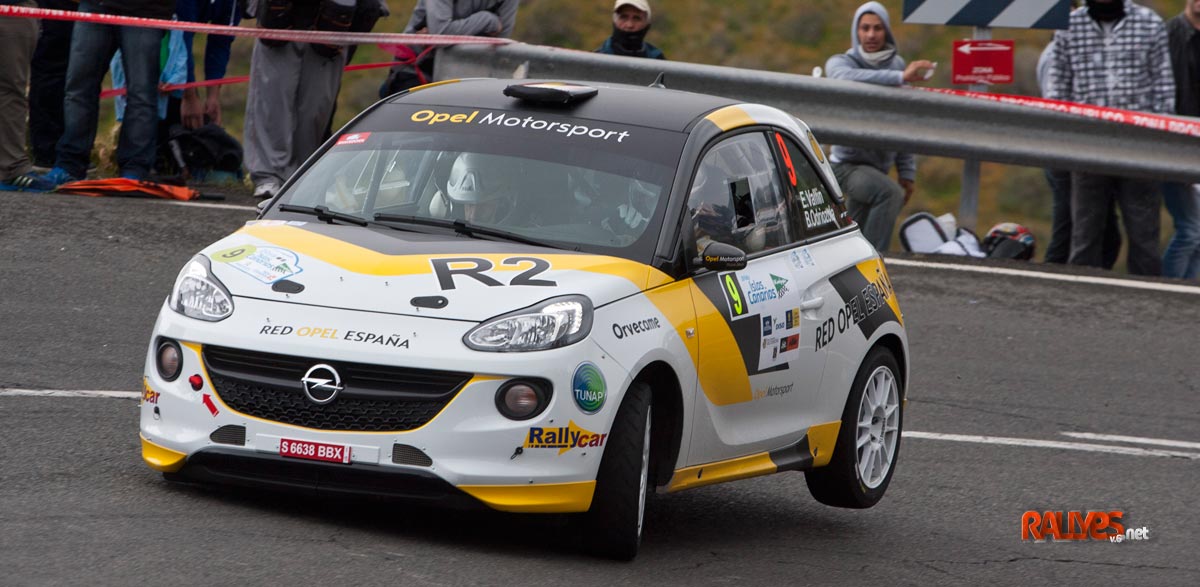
[952,40,1014,85]
[903,0,1071,30]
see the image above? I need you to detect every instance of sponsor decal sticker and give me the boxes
[524,420,608,455]
[771,273,789,296]
[761,316,773,336]
[612,317,662,339]
[753,382,794,400]
[259,324,410,349]
[1021,511,1147,543]
[141,381,159,405]
[411,109,632,143]
[778,334,799,353]
[212,245,302,284]
[335,132,370,146]
[572,362,606,414]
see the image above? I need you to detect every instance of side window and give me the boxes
[774,133,847,239]
[683,133,792,259]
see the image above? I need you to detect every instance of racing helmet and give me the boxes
[445,152,516,205]
[982,222,1036,260]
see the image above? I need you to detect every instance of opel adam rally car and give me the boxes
[141,79,909,559]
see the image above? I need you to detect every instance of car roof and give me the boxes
[387,78,742,133]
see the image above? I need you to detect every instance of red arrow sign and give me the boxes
[952,40,1014,85]
[202,394,219,416]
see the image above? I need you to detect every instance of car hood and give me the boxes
[199,221,673,322]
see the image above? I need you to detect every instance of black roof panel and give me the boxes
[387,78,739,133]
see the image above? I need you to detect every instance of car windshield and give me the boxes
[269,105,687,257]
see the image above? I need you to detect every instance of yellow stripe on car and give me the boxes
[856,258,903,326]
[667,452,776,492]
[806,421,841,467]
[689,281,752,406]
[458,480,597,513]
[703,105,757,132]
[237,225,674,290]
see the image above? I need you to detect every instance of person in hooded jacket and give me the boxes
[596,0,664,59]
[824,1,934,252]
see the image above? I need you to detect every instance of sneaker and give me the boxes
[40,167,82,188]
[120,171,144,181]
[0,172,59,192]
[253,182,279,199]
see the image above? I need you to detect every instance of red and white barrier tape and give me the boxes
[98,60,399,98]
[7,5,1197,138]
[919,87,1200,138]
[0,5,512,46]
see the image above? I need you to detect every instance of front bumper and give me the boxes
[141,299,629,513]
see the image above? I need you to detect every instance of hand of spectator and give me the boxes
[899,178,915,205]
[204,87,223,127]
[902,60,935,83]
[181,89,204,130]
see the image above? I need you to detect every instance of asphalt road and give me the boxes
[1,190,1198,586]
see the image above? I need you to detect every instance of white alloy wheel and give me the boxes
[856,365,899,489]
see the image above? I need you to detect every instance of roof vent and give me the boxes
[503,82,598,105]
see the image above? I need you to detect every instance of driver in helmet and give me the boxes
[443,152,517,224]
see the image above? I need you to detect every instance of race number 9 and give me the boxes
[774,133,797,187]
[722,273,747,317]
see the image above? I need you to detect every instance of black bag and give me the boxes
[162,123,245,182]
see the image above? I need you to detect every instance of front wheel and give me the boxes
[805,346,902,508]
[577,382,652,560]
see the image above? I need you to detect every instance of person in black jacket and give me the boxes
[35,0,174,187]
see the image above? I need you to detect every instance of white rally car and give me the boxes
[141,79,908,559]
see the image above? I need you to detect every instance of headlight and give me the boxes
[168,255,234,321]
[464,295,593,352]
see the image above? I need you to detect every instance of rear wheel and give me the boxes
[805,346,902,508]
[578,382,652,560]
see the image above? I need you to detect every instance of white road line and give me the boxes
[906,431,1200,459]
[884,258,1200,295]
[1060,432,1200,450]
[0,388,139,400]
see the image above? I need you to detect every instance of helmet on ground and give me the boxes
[982,222,1036,260]
[445,152,515,205]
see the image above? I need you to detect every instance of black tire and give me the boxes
[805,346,903,509]
[578,381,652,560]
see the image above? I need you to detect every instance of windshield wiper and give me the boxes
[373,213,552,248]
[278,204,369,226]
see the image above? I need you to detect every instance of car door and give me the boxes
[682,131,831,465]
[771,129,885,428]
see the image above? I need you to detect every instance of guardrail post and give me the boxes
[958,26,991,232]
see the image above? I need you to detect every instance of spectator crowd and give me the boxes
[0,0,1197,280]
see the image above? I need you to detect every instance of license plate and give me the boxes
[279,438,351,464]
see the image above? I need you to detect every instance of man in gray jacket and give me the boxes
[825,1,934,251]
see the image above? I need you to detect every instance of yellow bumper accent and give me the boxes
[807,421,842,467]
[141,435,187,473]
[458,480,596,513]
[667,452,776,493]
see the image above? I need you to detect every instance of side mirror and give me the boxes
[697,241,747,272]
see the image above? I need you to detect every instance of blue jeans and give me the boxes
[56,1,162,178]
[1162,182,1200,280]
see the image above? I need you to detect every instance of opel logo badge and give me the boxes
[301,364,343,405]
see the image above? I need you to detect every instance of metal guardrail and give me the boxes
[435,43,1200,185]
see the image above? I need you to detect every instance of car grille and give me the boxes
[202,345,472,432]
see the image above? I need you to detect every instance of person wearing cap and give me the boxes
[596,0,665,60]
[823,1,934,251]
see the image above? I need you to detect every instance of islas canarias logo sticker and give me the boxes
[524,420,608,455]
